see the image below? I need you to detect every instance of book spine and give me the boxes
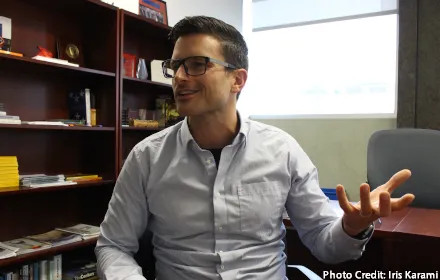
[39,260,47,280]
[29,264,33,280]
[48,259,54,280]
[33,262,39,280]
[54,255,62,280]
[85,89,91,126]
[23,265,29,280]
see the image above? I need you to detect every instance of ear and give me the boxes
[231,69,248,94]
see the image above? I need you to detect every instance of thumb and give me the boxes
[336,185,355,214]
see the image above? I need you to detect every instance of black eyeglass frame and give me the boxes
[162,56,237,78]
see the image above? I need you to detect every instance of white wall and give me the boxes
[254,117,396,201]
[101,0,242,31]
[165,0,243,32]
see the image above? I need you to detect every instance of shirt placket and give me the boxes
[213,145,237,277]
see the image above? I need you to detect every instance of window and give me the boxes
[239,0,398,118]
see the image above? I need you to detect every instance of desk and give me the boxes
[283,206,440,275]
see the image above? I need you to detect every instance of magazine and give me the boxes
[0,242,18,259]
[27,229,83,246]
[2,238,49,255]
[55,224,100,239]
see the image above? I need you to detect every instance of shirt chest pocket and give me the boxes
[237,181,284,239]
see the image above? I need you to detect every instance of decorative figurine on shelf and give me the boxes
[136,58,148,80]
[165,99,183,127]
[36,46,53,57]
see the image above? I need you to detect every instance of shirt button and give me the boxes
[221,265,225,270]
[219,250,223,253]
[206,159,212,165]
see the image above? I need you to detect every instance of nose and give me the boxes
[174,64,188,82]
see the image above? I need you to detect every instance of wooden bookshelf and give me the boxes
[123,76,172,88]
[0,238,98,268]
[122,126,163,131]
[0,0,174,271]
[119,9,174,169]
[0,123,115,131]
[0,180,115,196]
[0,53,116,77]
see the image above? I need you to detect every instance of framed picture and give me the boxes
[139,0,168,26]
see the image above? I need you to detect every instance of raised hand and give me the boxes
[336,169,415,236]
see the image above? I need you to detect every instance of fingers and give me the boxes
[391,193,415,211]
[359,183,373,215]
[336,184,355,214]
[379,191,391,216]
[385,169,412,193]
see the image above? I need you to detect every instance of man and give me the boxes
[95,16,415,280]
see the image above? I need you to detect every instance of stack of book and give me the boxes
[19,174,77,188]
[56,224,100,240]
[0,156,19,188]
[0,223,100,260]
[0,105,21,125]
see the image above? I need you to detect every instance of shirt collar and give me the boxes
[179,111,249,148]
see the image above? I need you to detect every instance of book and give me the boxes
[0,242,18,259]
[62,261,96,280]
[0,50,22,56]
[67,89,91,125]
[27,230,82,247]
[31,56,79,67]
[2,238,49,255]
[55,224,100,239]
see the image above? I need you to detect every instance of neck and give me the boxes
[188,109,239,150]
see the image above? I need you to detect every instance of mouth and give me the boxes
[175,89,199,100]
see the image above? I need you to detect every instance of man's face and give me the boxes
[171,34,237,117]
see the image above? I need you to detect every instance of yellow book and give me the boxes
[0,178,19,182]
[0,174,19,180]
[0,182,19,188]
[0,156,18,161]
[0,167,19,171]
[66,174,99,181]
[0,159,18,167]
[0,171,19,176]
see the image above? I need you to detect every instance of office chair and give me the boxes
[135,230,322,279]
[367,128,440,209]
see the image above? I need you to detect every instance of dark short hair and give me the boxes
[168,16,249,99]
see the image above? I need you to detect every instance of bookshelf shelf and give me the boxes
[122,126,163,131]
[123,76,172,89]
[0,53,116,77]
[0,124,115,131]
[123,10,171,34]
[0,180,115,196]
[0,237,98,268]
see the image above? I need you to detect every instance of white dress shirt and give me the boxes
[95,112,372,280]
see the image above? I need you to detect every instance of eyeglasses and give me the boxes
[162,56,237,78]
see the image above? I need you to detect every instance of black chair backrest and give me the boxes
[134,229,156,279]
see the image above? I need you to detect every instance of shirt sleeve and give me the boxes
[284,138,372,264]
[95,146,150,280]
